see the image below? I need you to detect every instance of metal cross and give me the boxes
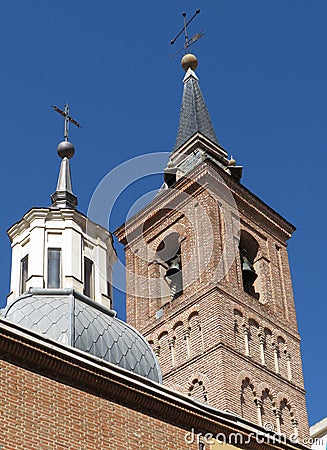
[170,9,204,58]
[52,103,81,141]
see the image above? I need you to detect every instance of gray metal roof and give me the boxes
[174,68,219,152]
[2,288,161,383]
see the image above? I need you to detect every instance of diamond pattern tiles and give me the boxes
[4,295,71,345]
[3,291,161,383]
[74,299,161,382]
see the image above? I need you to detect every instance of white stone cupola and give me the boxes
[7,136,117,309]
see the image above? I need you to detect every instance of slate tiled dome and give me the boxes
[2,288,161,383]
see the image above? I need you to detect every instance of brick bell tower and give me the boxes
[115,53,309,440]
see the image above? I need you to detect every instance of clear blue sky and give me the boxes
[0,0,325,426]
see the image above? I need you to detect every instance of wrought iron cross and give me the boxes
[170,9,204,58]
[52,103,81,141]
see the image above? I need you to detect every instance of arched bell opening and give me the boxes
[239,231,260,299]
[156,232,183,300]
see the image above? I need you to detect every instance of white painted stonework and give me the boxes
[7,207,117,308]
[310,417,327,450]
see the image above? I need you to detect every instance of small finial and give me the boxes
[228,155,236,166]
[57,141,75,160]
[181,53,198,71]
[51,103,81,209]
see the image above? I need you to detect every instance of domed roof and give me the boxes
[2,288,161,383]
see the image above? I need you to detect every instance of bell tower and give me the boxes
[115,54,309,440]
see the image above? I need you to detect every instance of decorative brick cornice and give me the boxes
[115,158,295,246]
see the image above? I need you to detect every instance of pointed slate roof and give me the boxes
[173,67,219,152]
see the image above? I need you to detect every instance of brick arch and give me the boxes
[172,320,183,331]
[259,385,278,432]
[248,318,261,362]
[271,330,286,345]
[233,310,245,353]
[275,335,288,379]
[262,326,274,371]
[277,334,287,345]
[238,373,258,423]
[187,372,210,389]
[247,316,261,328]
[157,329,169,341]
[277,394,296,436]
[233,307,244,317]
[236,371,257,395]
[187,307,199,322]
[149,224,187,253]
[186,372,209,403]
[258,383,277,405]
[276,393,295,416]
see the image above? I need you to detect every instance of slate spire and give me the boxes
[174,54,219,152]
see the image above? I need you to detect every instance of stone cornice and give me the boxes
[7,207,113,247]
[0,318,308,450]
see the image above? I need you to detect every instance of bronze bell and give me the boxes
[166,255,181,277]
[241,250,257,288]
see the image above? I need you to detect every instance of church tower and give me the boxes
[115,54,309,439]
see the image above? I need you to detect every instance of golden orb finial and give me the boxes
[181,53,198,71]
[228,155,236,166]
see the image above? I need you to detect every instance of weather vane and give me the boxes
[52,103,81,141]
[170,9,204,59]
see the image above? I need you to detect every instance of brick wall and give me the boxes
[0,357,199,450]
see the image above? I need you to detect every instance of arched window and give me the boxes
[240,379,257,423]
[248,319,261,362]
[188,378,208,403]
[156,232,183,300]
[233,309,244,352]
[277,336,288,379]
[261,389,277,431]
[239,231,260,299]
[172,320,184,366]
[280,399,297,437]
[264,328,274,371]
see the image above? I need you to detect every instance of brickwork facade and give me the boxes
[115,141,309,440]
[0,357,196,450]
[1,318,306,450]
